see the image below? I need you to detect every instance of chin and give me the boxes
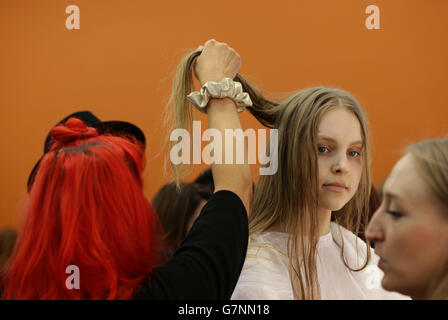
[381,274,402,294]
[319,192,352,212]
[320,200,348,212]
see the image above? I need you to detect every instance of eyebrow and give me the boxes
[317,135,364,147]
[383,190,406,204]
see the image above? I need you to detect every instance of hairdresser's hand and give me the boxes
[194,39,241,85]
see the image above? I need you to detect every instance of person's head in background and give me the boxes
[194,168,215,194]
[152,181,209,252]
[366,137,448,300]
[0,228,17,272]
[2,118,159,299]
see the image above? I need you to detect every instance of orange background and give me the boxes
[1,0,447,229]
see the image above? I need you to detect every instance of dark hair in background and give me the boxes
[152,182,207,251]
[0,228,17,272]
[361,185,381,243]
[194,168,215,193]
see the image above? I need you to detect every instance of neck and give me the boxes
[411,273,448,300]
[410,290,432,300]
[265,207,332,236]
[318,207,331,236]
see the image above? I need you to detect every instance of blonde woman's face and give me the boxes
[366,154,448,299]
[317,107,363,212]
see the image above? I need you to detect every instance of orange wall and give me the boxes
[1,0,447,228]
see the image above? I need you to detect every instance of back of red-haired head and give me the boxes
[2,118,159,299]
[50,117,99,147]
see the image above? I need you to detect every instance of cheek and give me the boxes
[343,161,362,200]
[317,156,330,182]
[350,160,363,186]
[407,225,446,265]
[385,221,442,279]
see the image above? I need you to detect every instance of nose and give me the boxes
[331,151,348,175]
[365,208,385,244]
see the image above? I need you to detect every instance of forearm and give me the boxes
[207,98,252,214]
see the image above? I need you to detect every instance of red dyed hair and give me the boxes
[2,118,159,299]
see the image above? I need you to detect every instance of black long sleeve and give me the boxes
[133,190,248,299]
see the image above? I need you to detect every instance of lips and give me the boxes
[375,251,387,270]
[378,258,386,270]
[323,182,348,192]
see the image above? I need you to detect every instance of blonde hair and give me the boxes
[249,87,372,299]
[164,51,277,181]
[407,137,448,300]
[168,50,372,299]
[407,138,448,214]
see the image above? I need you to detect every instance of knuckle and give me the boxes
[206,39,216,47]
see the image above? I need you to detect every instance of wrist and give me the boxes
[199,75,228,86]
[207,97,235,111]
[187,78,252,114]
[206,98,242,122]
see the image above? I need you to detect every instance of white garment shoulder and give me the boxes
[231,222,410,300]
[329,223,409,299]
[231,232,293,299]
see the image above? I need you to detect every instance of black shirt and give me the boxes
[133,190,248,299]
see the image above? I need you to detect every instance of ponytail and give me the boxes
[165,49,279,183]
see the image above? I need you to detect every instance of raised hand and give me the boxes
[194,39,241,85]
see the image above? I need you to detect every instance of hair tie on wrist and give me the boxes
[187,78,253,114]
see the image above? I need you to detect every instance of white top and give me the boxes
[231,222,410,300]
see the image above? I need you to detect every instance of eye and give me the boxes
[348,150,361,157]
[386,210,403,220]
[318,145,329,153]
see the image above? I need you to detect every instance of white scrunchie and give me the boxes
[187,78,253,114]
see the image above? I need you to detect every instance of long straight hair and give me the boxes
[2,118,159,299]
[168,50,372,299]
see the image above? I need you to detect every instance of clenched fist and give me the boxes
[194,39,241,86]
